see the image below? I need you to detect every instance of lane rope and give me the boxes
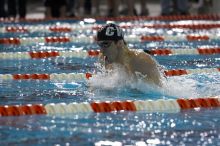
[0,68,219,81]
[2,23,220,33]
[0,48,219,60]
[0,97,219,116]
[0,34,219,45]
[0,50,98,59]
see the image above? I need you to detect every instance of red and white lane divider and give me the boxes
[0,36,94,45]
[0,73,90,81]
[0,50,99,59]
[0,34,218,45]
[0,97,219,116]
[164,68,220,76]
[145,48,220,55]
[2,23,220,33]
[0,68,219,81]
[0,25,94,33]
[0,48,219,60]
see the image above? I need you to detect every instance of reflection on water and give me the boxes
[0,109,219,145]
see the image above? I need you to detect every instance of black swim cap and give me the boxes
[97,23,124,41]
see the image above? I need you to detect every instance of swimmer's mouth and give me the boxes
[104,56,110,64]
[104,56,108,61]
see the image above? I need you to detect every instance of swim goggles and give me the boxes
[97,41,113,48]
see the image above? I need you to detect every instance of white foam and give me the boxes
[193,74,220,97]
[88,64,133,90]
[162,76,199,98]
[87,63,162,94]
[165,73,220,98]
[87,63,219,99]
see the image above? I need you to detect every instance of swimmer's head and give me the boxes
[97,24,126,64]
[97,23,124,42]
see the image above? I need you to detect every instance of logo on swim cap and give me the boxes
[97,23,124,41]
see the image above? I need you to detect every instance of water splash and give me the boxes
[162,76,199,98]
[163,73,220,98]
[88,64,134,90]
[87,63,219,99]
[87,63,164,98]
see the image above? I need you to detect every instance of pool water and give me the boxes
[0,18,220,145]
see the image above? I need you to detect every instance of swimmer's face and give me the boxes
[98,40,118,64]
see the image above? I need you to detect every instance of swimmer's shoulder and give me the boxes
[129,48,156,65]
[135,51,155,63]
[130,48,152,58]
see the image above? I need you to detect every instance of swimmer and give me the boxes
[96,23,163,86]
